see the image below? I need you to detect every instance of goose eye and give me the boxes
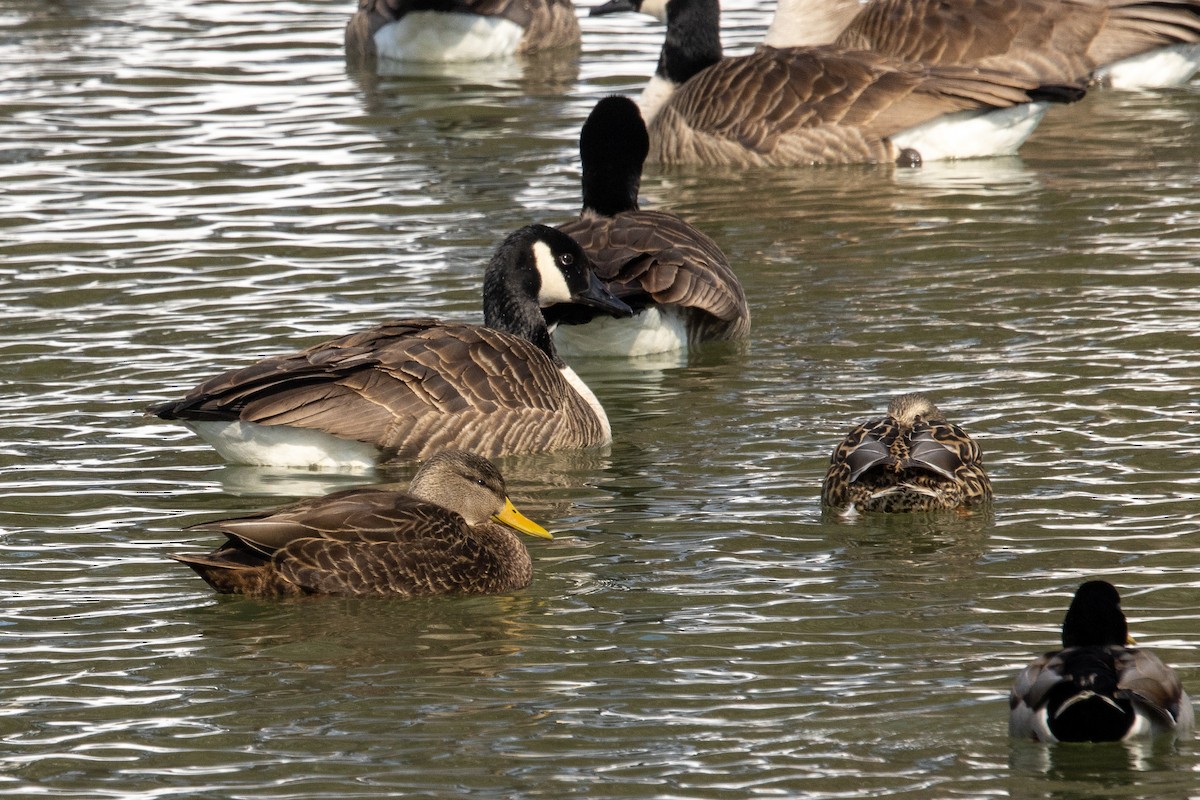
[558,252,574,268]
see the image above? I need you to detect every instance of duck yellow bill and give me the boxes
[493,497,553,539]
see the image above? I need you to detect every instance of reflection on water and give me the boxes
[1,0,1199,796]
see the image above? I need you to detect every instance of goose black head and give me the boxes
[483,225,632,337]
[580,95,649,217]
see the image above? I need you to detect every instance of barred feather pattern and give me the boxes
[834,0,1200,85]
[173,487,533,597]
[557,210,750,342]
[149,318,610,462]
[646,45,1049,167]
[821,393,992,513]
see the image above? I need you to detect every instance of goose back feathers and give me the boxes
[1009,581,1194,742]
[821,393,993,513]
[594,0,1082,167]
[172,450,553,597]
[551,96,749,354]
[346,0,581,65]
[148,225,632,468]
[767,0,1200,88]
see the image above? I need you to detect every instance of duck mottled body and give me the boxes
[173,450,552,597]
[821,393,992,513]
[1009,580,1194,742]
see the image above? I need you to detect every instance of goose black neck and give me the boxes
[580,96,648,217]
[658,0,724,86]
[482,236,564,367]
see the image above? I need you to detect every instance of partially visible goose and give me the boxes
[172,450,553,597]
[345,0,581,66]
[1010,580,1194,742]
[548,95,750,356]
[765,0,1200,90]
[148,225,632,469]
[821,393,992,513]
[593,0,1084,167]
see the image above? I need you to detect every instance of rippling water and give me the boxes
[2,0,1199,797]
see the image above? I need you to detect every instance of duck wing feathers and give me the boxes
[1116,648,1194,727]
[149,319,608,460]
[557,210,749,340]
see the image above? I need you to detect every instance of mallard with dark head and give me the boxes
[1009,580,1194,742]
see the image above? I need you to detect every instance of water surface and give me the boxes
[1,1,1199,797]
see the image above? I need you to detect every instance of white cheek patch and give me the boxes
[640,0,669,22]
[533,240,574,305]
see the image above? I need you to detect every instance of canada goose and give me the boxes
[547,95,750,356]
[821,393,992,513]
[593,0,1084,167]
[172,450,553,597]
[765,0,1200,89]
[345,0,582,66]
[1009,580,1194,742]
[148,225,633,469]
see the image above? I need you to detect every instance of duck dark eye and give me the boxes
[558,253,574,268]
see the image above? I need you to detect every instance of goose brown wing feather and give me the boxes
[836,0,1045,67]
[151,319,606,460]
[836,0,1200,84]
[351,0,554,26]
[652,46,1047,166]
[1088,0,1200,65]
[558,211,749,337]
[347,0,579,55]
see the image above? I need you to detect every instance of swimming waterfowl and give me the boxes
[765,0,1200,90]
[148,225,632,469]
[592,0,1084,167]
[548,95,750,356]
[172,450,553,597]
[821,393,992,513]
[345,0,581,65]
[1009,580,1194,742]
